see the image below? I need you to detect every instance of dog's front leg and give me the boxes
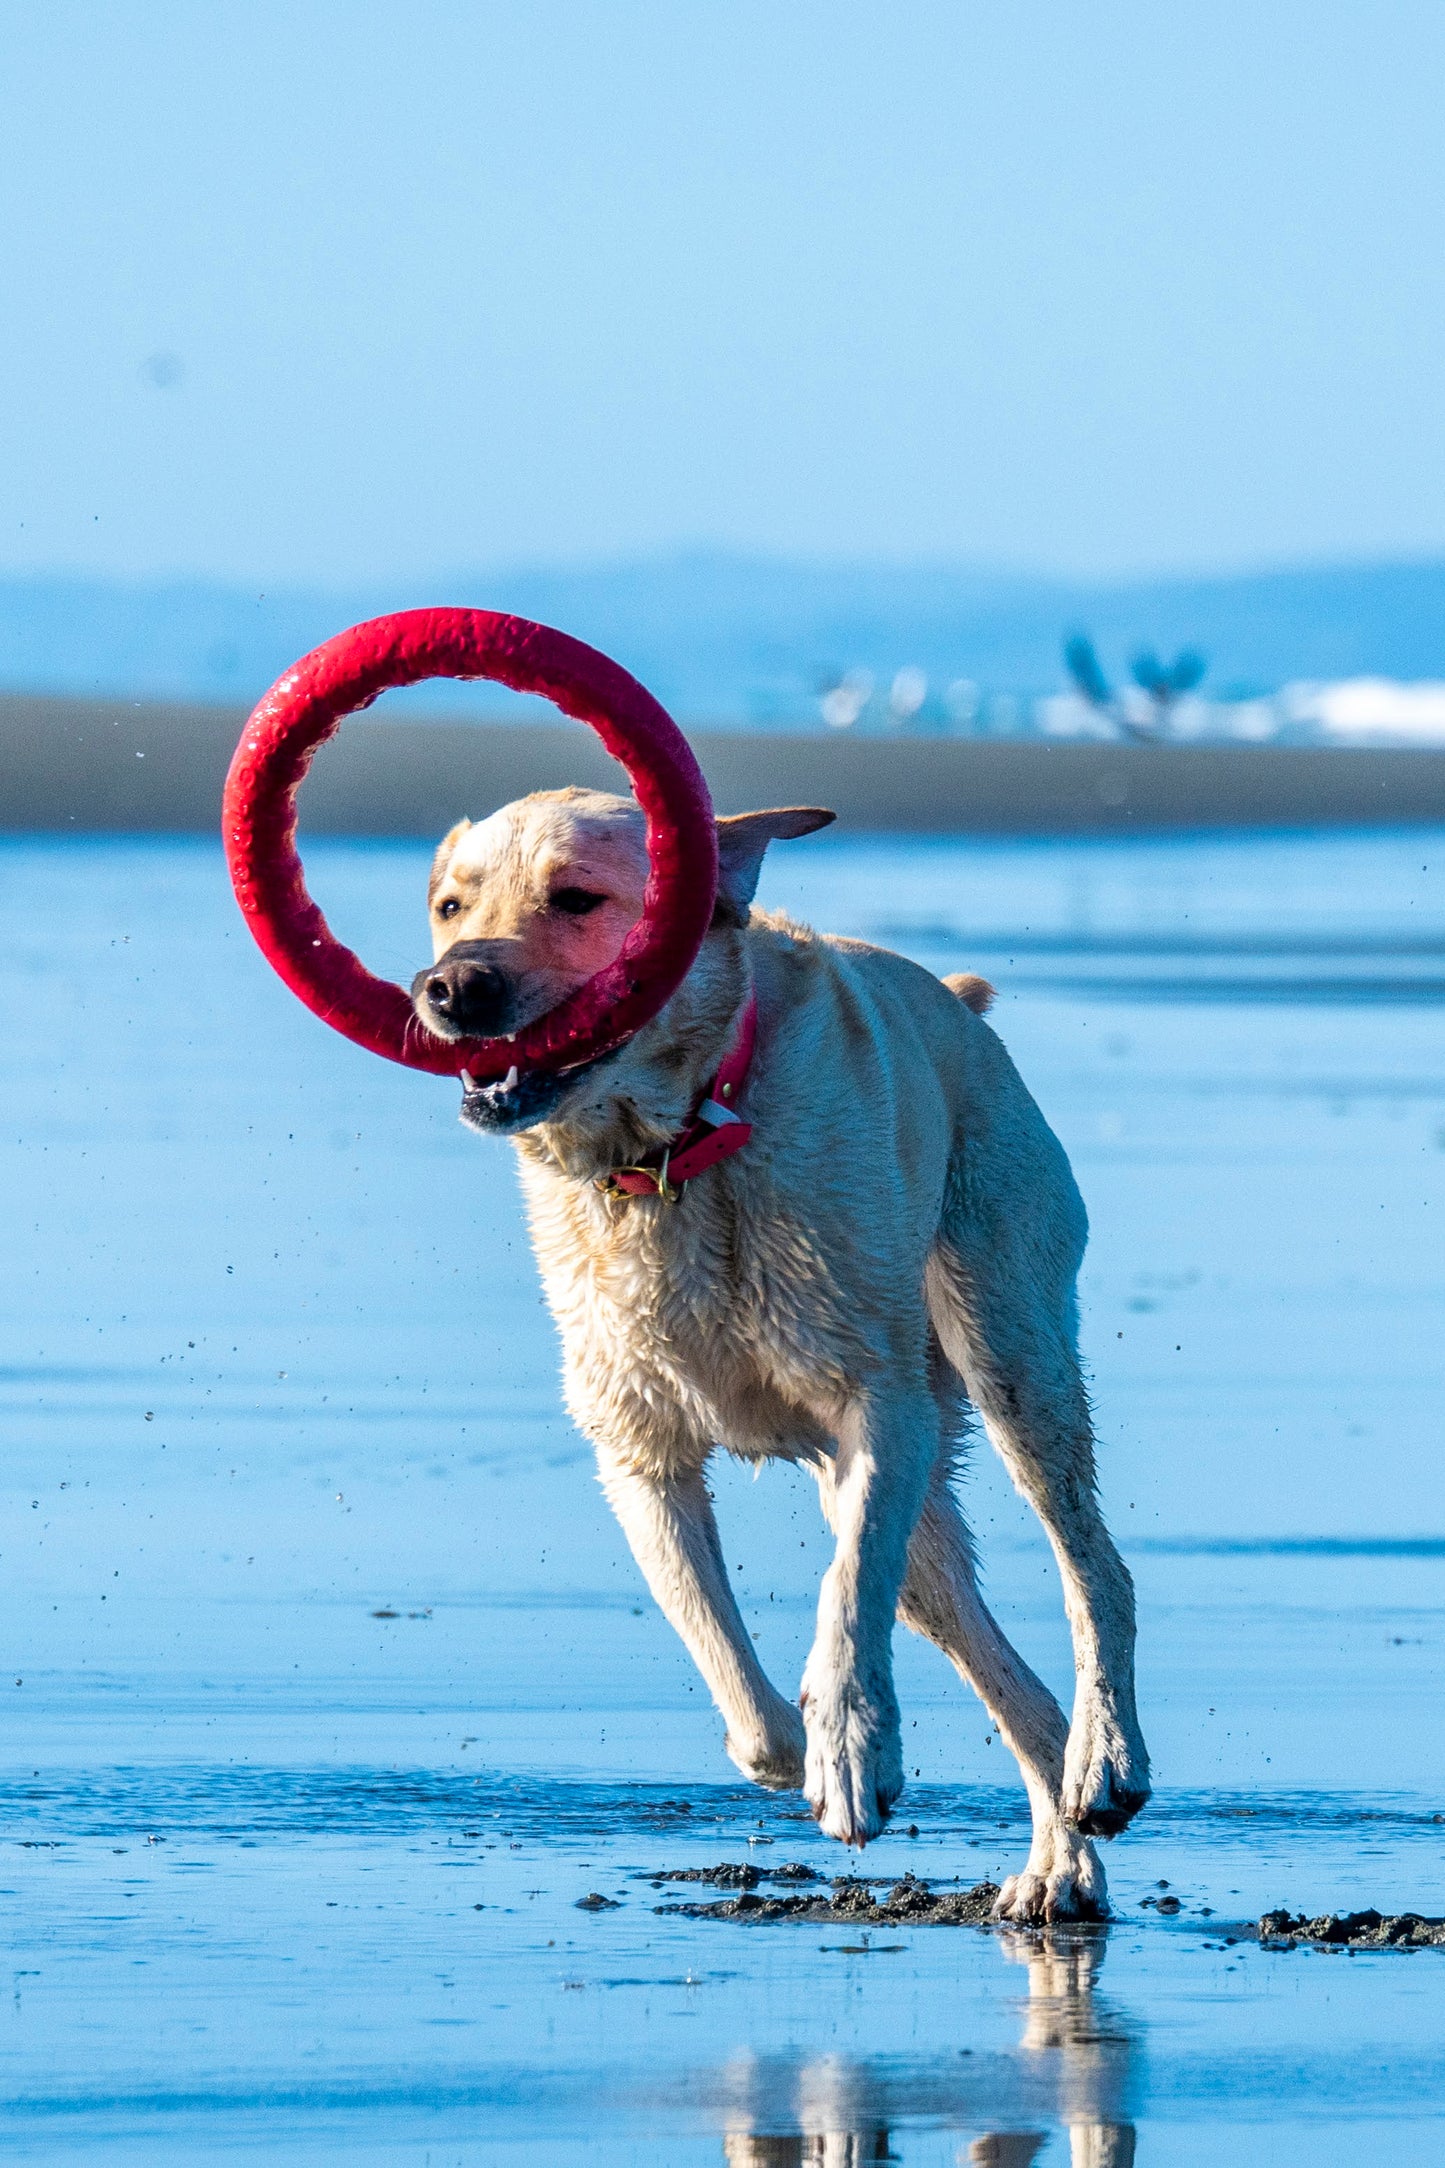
[804,1383,938,1844]
[596,1451,806,1790]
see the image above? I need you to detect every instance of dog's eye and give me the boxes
[436,897,461,920]
[549,887,608,917]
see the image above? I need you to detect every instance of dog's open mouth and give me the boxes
[458,1051,608,1135]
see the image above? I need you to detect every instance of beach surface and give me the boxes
[2,824,1445,2160]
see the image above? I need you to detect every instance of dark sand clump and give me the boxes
[650,1869,1000,1925]
[1260,1907,1445,1949]
[645,1862,822,1889]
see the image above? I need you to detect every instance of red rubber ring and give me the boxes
[222,608,718,1080]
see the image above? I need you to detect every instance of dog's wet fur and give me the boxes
[413,788,1150,1922]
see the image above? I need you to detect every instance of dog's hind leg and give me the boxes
[596,1448,806,1790]
[926,1143,1150,1844]
[897,1441,1109,1922]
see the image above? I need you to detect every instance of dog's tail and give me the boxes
[942,971,996,1016]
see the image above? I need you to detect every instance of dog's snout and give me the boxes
[415,950,512,1035]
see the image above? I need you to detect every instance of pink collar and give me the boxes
[598,993,758,1202]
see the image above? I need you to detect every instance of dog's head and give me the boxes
[410,786,833,1136]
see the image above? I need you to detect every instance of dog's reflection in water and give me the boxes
[981,1928,1136,2168]
[723,2136,891,2167]
[720,1930,1136,2168]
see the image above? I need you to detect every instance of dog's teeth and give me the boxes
[503,1065,520,1091]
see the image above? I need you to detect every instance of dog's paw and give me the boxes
[1061,1701,1151,1838]
[725,1702,806,1791]
[993,1825,1109,1924]
[799,1671,903,1846]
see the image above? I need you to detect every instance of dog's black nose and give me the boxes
[419,954,510,1034]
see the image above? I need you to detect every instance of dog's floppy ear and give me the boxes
[713,807,836,927]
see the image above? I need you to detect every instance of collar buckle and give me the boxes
[597,1147,680,1204]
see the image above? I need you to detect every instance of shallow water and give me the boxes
[3,825,1445,2161]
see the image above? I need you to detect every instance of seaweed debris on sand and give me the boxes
[1260,1907,1445,1949]
[651,1869,1000,1925]
[641,1862,821,1890]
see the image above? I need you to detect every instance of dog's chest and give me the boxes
[525,1167,867,1431]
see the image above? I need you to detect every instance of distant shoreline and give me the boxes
[5,691,1445,836]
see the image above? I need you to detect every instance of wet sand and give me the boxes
[3,825,1445,2160]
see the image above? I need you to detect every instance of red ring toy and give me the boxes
[222,608,719,1081]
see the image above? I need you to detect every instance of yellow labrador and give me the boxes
[411,787,1148,1921]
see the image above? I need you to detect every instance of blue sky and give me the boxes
[3,0,1443,586]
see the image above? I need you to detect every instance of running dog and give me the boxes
[411,787,1149,1921]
